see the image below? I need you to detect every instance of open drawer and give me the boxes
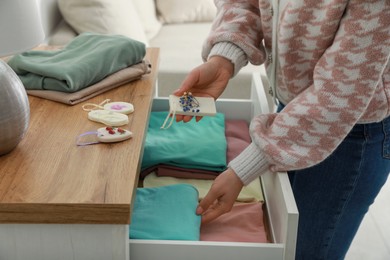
[129,73,298,260]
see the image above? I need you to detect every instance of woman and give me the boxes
[174,0,390,259]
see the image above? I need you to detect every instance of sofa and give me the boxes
[38,0,266,99]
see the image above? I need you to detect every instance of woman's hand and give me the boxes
[174,56,234,123]
[196,168,244,224]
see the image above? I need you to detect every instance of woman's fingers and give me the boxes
[200,203,228,224]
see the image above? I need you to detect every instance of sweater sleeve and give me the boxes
[230,0,390,185]
[201,0,267,74]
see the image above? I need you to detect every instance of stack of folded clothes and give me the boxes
[7,32,151,105]
[130,112,269,243]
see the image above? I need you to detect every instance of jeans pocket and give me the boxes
[382,117,390,159]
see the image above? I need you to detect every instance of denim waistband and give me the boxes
[277,102,390,138]
[349,116,390,137]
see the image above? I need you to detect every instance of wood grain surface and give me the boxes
[0,48,160,224]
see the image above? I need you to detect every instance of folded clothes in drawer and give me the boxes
[141,114,251,180]
[131,180,267,243]
[134,111,268,243]
[143,172,264,203]
[141,112,227,172]
[200,202,268,243]
[129,184,201,240]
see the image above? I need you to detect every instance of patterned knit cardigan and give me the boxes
[202,0,390,185]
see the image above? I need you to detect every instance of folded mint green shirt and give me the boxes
[130,184,201,240]
[141,112,227,172]
[7,33,146,93]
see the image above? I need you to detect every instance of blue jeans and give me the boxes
[278,104,390,260]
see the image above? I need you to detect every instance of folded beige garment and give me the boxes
[143,172,264,203]
[27,60,151,105]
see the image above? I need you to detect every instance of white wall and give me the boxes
[37,0,61,40]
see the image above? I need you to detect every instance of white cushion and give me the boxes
[132,0,162,40]
[156,0,217,24]
[57,0,148,45]
[48,20,78,46]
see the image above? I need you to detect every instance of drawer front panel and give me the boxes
[130,240,284,260]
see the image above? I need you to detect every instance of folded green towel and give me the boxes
[7,33,146,93]
[130,184,201,240]
[141,112,227,172]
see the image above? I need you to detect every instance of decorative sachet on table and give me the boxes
[75,99,135,145]
[76,126,133,146]
[129,184,201,240]
[81,99,134,126]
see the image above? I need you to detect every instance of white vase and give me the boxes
[0,59,30,155]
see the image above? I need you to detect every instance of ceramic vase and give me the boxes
[0,59,30,155]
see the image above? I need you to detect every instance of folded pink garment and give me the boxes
[200,202,269,243]
[140,164,217,180]
[140,119,250,179]
[27,60,151,105]
[225,119,251,161]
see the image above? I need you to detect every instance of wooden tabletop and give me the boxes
[0,48,159,224]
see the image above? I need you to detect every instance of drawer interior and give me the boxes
[130,75,298,260]
[130,171,297,260]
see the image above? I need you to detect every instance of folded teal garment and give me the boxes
[130,184,201,240]
[7,33,146,93]
[141,112,227,172]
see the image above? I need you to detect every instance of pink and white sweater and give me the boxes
[202,0,390,185]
